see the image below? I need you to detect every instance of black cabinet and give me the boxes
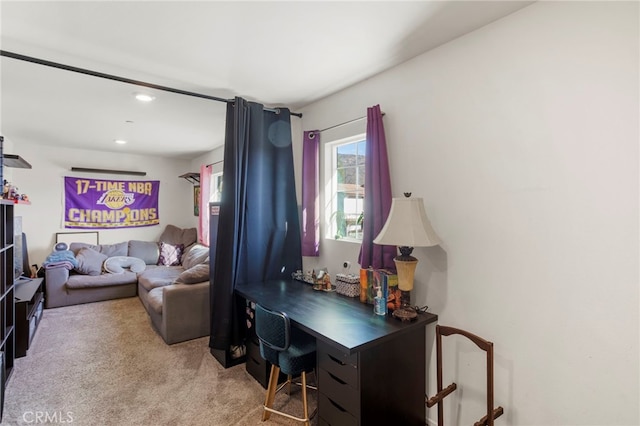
[15,277,44,358]
[317,327,427,425]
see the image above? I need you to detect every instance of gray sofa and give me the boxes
[44,225,211,344]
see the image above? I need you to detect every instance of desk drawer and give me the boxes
[318,343,358,388]
[318,393,357,426]
[318,368,359,417]
[246,338,269,388]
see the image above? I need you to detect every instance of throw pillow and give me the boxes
[75,247,108,276]
[159,224,197,248]
[157,242,184,266]
[104,256,147,274]
[176,263,210,284]
[181,244,209,270]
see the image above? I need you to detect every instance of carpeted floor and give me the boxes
[1,297,317,425]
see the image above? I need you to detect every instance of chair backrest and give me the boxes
[255,304,291,352]
[426,325,504,426]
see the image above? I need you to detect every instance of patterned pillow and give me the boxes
[157,242,184,266]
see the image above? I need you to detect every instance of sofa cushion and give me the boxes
[100,242,128,257]
[176,263,210,284]
[158,242,184,266]
[128,240,159,265]
[66,270,137,289]
[75,247,108,276]
[159,224,197,248]
[104,256,147,274]
[181,244,209,270]
[137,265,183,291]
[70,242,128,257]
[147,287,164,315]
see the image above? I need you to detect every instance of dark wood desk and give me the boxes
[236,279,438,426]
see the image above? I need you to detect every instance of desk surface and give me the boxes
[236,279,437,355]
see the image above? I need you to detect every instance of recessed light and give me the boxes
[134,93,155,102]
[114,139,127,145]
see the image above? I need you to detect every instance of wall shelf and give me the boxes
[3,154,32,169]
[0,200,31,205]
[179,172,200,185]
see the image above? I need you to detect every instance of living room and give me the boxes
[1,1,638,425]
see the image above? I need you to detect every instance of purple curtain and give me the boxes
[358,104,396,270]
[302,130,320,256]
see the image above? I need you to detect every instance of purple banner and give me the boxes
[64,177,160,229]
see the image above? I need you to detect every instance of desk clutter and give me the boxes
[359,268,401,313]
[292,268,334,291]
[294,267,403,315]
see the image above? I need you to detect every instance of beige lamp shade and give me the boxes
[374,196,441,292]
[373,197,441,247]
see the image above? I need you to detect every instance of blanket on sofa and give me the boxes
[43,250,78,270]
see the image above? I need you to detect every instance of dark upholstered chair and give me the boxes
[255,304,317,425]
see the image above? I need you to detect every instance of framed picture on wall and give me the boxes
[194,185,201,216]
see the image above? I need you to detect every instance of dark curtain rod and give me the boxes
[0,50,302,118]
[308,112,385,138]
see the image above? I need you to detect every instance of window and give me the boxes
[325,135,366,241]
[209,172,223,203]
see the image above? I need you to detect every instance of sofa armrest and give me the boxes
[45,266,71,308]
[162,281,210,344]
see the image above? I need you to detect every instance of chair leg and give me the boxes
[263,364,280,421]
[287,374,292,396]
[301,371,309,426]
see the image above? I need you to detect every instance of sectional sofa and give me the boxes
[43,225,211,344]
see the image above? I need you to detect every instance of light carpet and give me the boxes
[2,297,317,425]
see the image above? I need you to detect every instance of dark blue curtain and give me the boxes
[209,97,302,352]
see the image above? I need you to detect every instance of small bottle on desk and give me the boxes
[374,287,386,316]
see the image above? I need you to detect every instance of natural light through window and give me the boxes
[325,135,366,241]
[209,172,223,203]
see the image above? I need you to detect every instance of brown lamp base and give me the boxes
[391,306,418,322]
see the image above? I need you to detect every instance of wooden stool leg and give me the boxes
[301,371,309,426]
[263,365,280,421]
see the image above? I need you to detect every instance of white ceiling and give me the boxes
[1,1,533,160]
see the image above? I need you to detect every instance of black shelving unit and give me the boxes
[0,136,31,420]
[0,200,16,421]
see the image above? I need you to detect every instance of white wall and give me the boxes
[10,141,196,266]
[190,145,224,174]
[299,2,638,425]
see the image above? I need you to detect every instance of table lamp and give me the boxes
[373,193,441,320]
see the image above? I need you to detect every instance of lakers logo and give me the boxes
[96,190,135,210]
